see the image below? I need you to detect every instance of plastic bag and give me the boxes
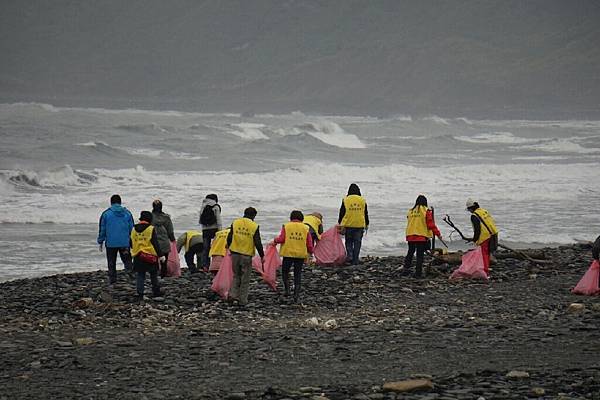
[572,260,600,296]
[211,252,233,299]
[164,241,181,278]
[450,247,489,281]
[252,244,281,291]
[314,226,346,266]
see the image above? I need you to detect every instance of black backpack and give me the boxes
[200,204,219,225]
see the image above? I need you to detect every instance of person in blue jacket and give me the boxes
[97,194,134,284]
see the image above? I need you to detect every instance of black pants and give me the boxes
[282,257,304,299]
[403,241,429,276]
[159,252,169,277]
[201,228,217,268]
[184,243,203,273]
[106,247,133,284]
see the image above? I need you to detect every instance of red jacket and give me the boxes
[406,209,441,242]
[274,219,314,253]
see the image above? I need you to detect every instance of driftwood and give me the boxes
[497,244,553,266]
[431,251,464,265]
[495,248,546,260]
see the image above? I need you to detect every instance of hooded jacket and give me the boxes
[97,204,134,248]
[338,184,369,227]
[152,211,175,255]
[199,198,223,231]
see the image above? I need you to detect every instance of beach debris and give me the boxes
[383,379,434,392]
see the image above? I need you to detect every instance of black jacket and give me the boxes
[226,223,265,258]
[593,235,600,260]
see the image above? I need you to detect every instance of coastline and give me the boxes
[1,243,599,399]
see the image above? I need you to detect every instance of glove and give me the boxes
[98,243,103,252]
[159,256,166,263]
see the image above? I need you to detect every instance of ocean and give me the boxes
[1,102,599,281]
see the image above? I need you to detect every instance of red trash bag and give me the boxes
[314,226,346,266]
[211,252,234,299]
[165,241,181,278]
[252,244,281,291]
[572,260,600,296]
[450,247,489,281]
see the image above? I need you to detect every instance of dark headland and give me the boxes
[1,243,599,399]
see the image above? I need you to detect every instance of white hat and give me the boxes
[466,198,476,209]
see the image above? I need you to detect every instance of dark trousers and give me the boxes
[159,252,169,277]
[403,241,429,276]
[282,257,304,299]
[136,270,160,297]
[201,228,217,268]
[344,228,364,265]
[184,243,203,273]
[106,247,133,284]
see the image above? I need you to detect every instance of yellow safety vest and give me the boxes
[303,215,322,240]
[209,228,230,257]
[280,221,310,258]
[130,225,157,257]
[229,218,259,256]
[473,208,498,245]
[406,205,432,238]
[340,195,367,228]
[184,230,202,252]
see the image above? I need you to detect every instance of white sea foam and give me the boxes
[422,115,450,125]
[228,123,270,140]
[516,138,600,154]
[76,141,110,147]
[455,132,538,144]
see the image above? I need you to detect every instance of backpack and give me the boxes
[200,204,219,226]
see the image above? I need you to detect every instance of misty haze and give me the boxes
[1,1,600,399]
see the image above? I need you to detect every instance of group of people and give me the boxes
[97,184,499,303]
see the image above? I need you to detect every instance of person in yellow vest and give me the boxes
[338,183,369,265]
[273,210,315,302]
[226,207,264,305]
[466,198,499,275]
[303,212,323,244]
[175,230,203,274]
[402,195,443,278]
[130,211,162,302]
[208,228,230,275]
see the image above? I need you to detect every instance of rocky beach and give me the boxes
[1,244,600,400]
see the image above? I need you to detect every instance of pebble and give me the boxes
[383,379,434,393]
[0,246,597,399]
[505,370,530,379]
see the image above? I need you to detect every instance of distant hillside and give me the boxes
[1,0,599,117]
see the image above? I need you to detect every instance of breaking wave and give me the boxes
[275,121,366,149]
[3,165,97,189]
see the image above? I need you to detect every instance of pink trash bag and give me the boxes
[450,247,489,281]
[252,244,281,291]
[165,241,181,278]
[211,252,234,299]
[572,260,600,296]
[314,226,346,266]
